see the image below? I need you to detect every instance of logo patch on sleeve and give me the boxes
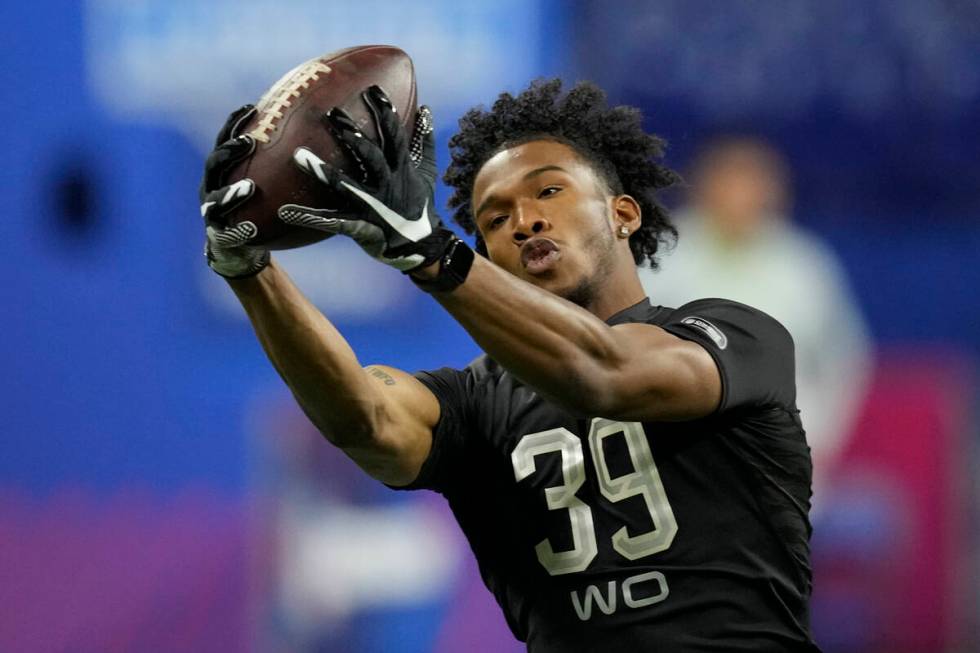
[680,316,728,350]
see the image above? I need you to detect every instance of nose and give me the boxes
[511,202,550,243]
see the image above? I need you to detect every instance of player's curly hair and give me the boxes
[443,79,679,267]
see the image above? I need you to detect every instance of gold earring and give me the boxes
[619,225,630,238]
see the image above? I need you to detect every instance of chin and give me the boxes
[542,272,595,308]
[522,269,565,291]
[506,260,594,307]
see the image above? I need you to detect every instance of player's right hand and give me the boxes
[283,89,455,273]
[198,104,271,279]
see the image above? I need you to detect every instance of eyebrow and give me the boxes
[475,165,570,220]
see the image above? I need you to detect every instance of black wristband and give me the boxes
[410,237,475,293]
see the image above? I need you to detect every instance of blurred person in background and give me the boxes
[639,136,871,505]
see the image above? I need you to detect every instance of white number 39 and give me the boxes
[511,419,678,576]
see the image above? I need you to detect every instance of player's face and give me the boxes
[472,140,625,306]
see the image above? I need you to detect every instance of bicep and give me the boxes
[593,324,721,422]
[339,365,439,486]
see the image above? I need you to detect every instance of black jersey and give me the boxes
[394,298,819,652]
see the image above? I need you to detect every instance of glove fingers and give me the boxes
[207,220,259,249]
[278,207,389,261]
[363,85,407,170]
[323,109,388,184]
[200,135,256,199]
[215,104,256,147]
[277,204,343,234]
[293,147,365,195]
[362,88,388,157]
[410,106,437,186]
[201,179,255,223]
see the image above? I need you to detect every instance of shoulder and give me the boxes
[659,298,797,412]
[661,298,794,350]
[417,354,500,386]
[415,354,510,416]
[465,353,505,379]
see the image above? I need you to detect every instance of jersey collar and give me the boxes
[604,298,667,326]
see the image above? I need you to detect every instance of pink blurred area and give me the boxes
[432,554,524,653]
[810,350,975,652]
[0,488,252,653]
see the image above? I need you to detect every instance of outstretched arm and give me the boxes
[285,88,720,424]
[198,104,438,486]
[421,256,721,422]
[229,260,438,485]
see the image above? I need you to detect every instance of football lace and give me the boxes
[249,60,333,144]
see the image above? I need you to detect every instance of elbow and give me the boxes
[308,398,385,450]
[319,420,378,449]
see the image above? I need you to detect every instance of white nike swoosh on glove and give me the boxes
[293,147,433,242]
[340,182,433,243]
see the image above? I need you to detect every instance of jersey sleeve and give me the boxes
[659,299,797,413]
[386,366,472,494]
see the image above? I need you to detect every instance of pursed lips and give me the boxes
[520,237,562,273]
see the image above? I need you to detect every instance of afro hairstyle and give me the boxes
[443,78,678,267]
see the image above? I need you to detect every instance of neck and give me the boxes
[586,266,647,321]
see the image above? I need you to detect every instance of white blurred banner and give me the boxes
[84,0,550,147]
[84,0,555,321]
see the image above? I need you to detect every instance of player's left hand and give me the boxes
[281,86,458,272]
[199,104,271,279]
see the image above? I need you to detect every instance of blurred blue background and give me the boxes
[1,1,977,651]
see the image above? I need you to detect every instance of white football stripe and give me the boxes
[340,182,432,243]
[200,201,216,217]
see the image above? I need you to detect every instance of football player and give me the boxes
[200,80,820,652]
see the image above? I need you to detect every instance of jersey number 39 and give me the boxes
[511,419,678,576]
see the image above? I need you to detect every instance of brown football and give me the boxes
[225,45,417,249]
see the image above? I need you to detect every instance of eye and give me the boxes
[538,185,562,198]
[487,215,508,230]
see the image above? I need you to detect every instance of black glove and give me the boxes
[280,85,457,272]
[198,105,270,279]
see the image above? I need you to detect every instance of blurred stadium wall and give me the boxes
[1,1,977,651]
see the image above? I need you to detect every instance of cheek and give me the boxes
[565,197,614,238]
[483,236,514,268]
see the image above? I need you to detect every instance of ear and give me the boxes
[612,194,642,235]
